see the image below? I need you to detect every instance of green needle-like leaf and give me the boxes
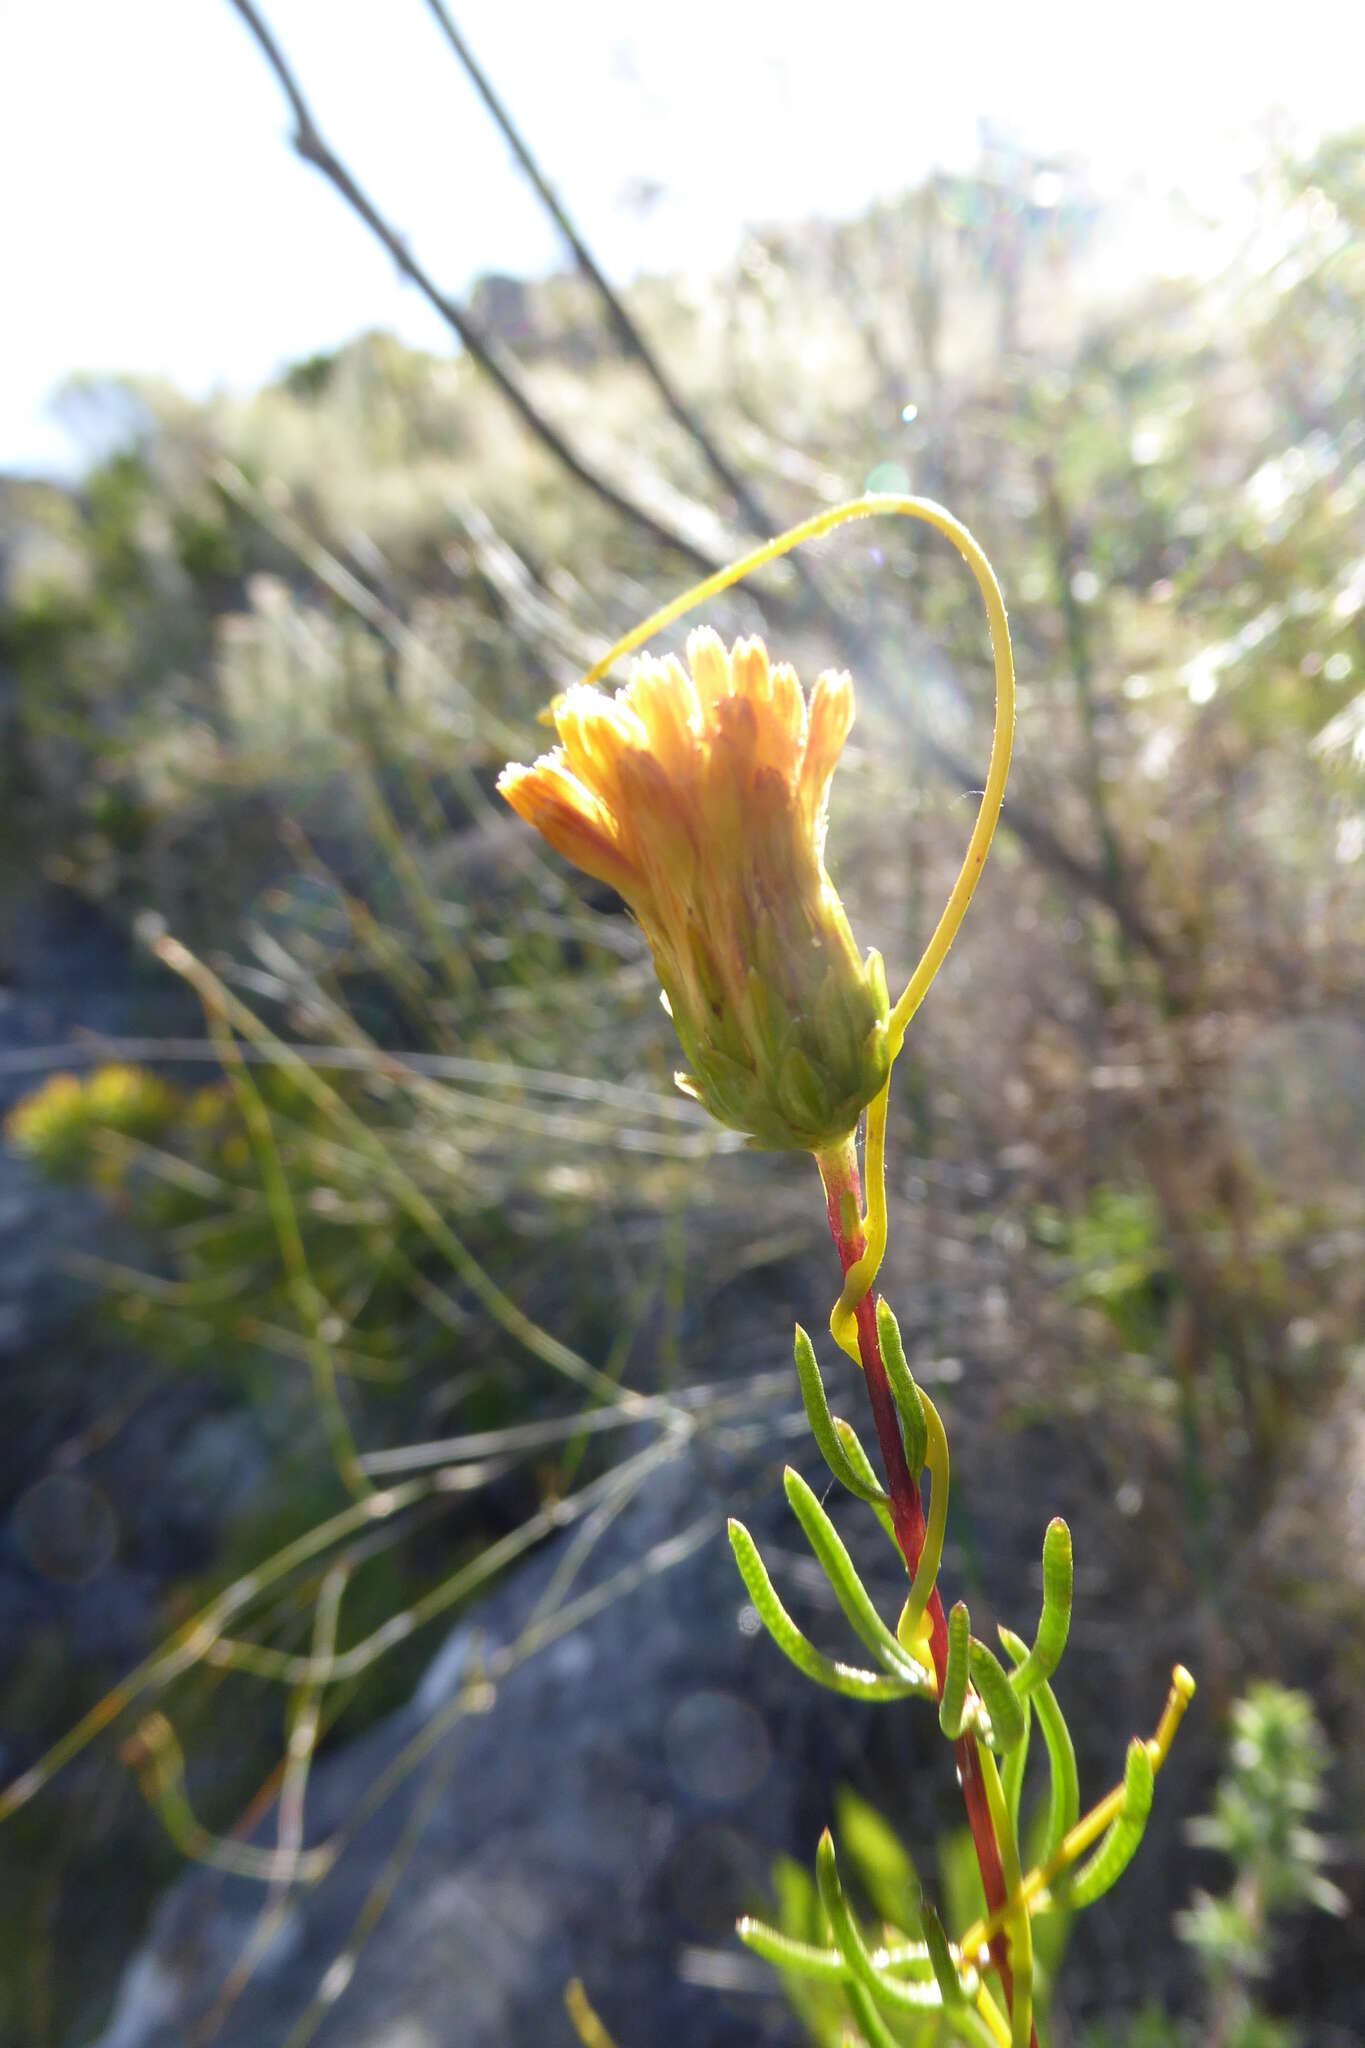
[1061,1738,1155,1908]
[901,1387,950,1643]
[736,1918,934,1984]
[736,1919,847,1984]
[815,1830,945,2016]
[979,1744,1034,2048]
[829,1417,897,1544]
[970,1638,1027,1753]
[1003,1693,1033,1835]
[1008,1518,1073,1699]
[794,1324,886,1505]
[727,1520,931,1702]
[918,1895,963,2003]
[875,1298,927,1476]
[940,1600,972,1738]
[844,1980,906,2048]
[782,1467,927,1681]
[918,1897,998,2045]
[1000,1625,1079,1860]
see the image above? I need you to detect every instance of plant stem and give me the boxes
[816,1136,1033,2044]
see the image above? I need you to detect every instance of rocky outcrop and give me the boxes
[95,1438,834,2048]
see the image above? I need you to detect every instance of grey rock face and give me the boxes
[0,885,266,1680]
[94,1438,840,2048]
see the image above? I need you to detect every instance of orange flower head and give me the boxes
[498,628,890,1151]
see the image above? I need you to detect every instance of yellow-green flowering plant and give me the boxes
[503,496,1195,2048]
[500,626,891,1152]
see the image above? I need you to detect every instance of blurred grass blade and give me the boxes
[814,1830,945,2016]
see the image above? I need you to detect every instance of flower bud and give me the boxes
[499,629,890,1151]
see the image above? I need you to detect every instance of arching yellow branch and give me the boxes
[569,493,1014,1363]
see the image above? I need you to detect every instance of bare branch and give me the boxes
[227,0,720,577]
[422,1,797,547]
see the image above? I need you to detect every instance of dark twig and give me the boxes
[425,2,852,630]
[423,4,784,542]
[227,0,720,578]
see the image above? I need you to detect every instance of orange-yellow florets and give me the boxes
[498,628,890,1151]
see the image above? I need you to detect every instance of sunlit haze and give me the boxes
[5,0,1364,475]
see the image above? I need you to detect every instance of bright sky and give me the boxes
[4,0,1363,476]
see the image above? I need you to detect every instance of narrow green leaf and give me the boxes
[736,1919,845,1983]
[999,1625,1079,1861]
[736,1917,934,1983]
[918,1894,960,2003]
[940,1601,972,1739]
[844,1981,905,2048]
[793,1324,885,1506]
[1002,1695,1033,1837]
[815,1830,946,2017]
[875,1298,927,1476]
[1061,1738,1155,1908]
[1009,1518,1073,1699]
[829,1417,897,1544]
[901,1387,950,1644]
[783,1468,928,1682]
[834,1785,924,1930]
[970,1638,1027,1753]
[727,1520,929,1702]
[919,1899,1001,2047]
[978,1744,1034,2048]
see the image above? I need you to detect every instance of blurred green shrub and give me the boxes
[1085,1684,1343,2048]
[6,1063,182,1180]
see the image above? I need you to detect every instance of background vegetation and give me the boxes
[0,105,1361,2047]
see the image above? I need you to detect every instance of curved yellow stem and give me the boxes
[574,493,1015,1362]
[564,1979,621,2048]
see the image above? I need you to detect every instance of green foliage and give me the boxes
[1082,1684,1343,2048]
[834,1788,925,1929]
[735,1315,1180,2046]
[728,1518,931,1703]
[1178,1685,1346,1992]
[3,119,1363,2046]
[755,1803,1073,2048]
[1034,1186,1169,1356]
[5,1063,181,1179]
[1006,1520,1072,1702]
[772,1685,1341,2048]
[1081,2012,1187,2048]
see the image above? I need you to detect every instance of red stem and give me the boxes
[818,1140,1033,2044]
